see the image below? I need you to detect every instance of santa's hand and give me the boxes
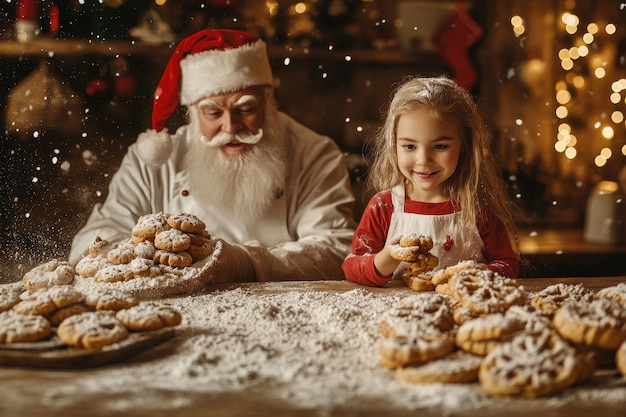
[210,238,256,283]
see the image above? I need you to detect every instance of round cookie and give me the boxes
[0,310,51,344]
[531,283,595,317]
[379,293,456,339]
[131,213,171,239]
[154,229,191,252]
[402,273,435,292]
[133,240,157,260]
[107,239,136,265]
[596,282,626,305]
[455,313,526,356]
[94,264,135,283]
[57,311,128,349]
[167,212,206,233]
[13,286,85,316]
[154,249,193,268]
[84,288,139,311]
[553,297,626,350]
[22,259,75,291]
[396,350,483,383]
[47,303,92,326]
[88,236,112,257]
[116,302,182,331]
[0,285,22,312]
[399,233,433,252]
[129,258,162,278]
[379,329,456,368]
[188,238,214,261]
[478,329,581,398]
[431,260,489,286]
[75,255,110,278]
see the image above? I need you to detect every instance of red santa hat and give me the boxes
[137,29,273,165]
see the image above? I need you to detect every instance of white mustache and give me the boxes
[200,129,263,147]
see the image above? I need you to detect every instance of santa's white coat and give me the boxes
[70,113,357,281]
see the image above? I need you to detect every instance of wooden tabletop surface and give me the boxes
[1,277,625,417]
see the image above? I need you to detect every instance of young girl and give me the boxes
[343,76,519,287]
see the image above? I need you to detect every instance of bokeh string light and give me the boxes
[551,7,622,168]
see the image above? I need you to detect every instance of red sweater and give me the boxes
[343,190,519,286]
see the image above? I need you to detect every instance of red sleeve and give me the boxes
[478,211,519,278]
[342,191,394,287]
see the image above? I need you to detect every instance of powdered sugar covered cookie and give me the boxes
[22,259,75,291]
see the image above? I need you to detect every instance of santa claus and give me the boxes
[70,29,357,283]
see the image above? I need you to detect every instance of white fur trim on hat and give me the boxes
[179,39,272,105]
[136,129,173,166]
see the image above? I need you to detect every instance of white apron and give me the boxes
[386,185,485,279]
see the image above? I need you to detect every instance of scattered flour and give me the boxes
[27,285,626,415]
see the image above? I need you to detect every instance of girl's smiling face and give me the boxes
[396,108,462,202]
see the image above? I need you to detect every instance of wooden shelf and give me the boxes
[0,38,443,65]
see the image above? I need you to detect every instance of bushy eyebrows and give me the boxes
[197,94,260,110]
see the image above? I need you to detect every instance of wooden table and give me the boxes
[1,277,625,417]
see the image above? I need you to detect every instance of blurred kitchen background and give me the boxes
[1,0,625,279]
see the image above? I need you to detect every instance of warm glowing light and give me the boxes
[606,23,617,35]
[294,2,307,14]
[595,155,607,166]
[612,111,624,123]
[556,106,569,118]
[555,141,567,152]
[562,13,579,26]
[566,25,577,34]
[595,67,606,79]
[566,134,577,146]
[611,92,622,103]
[622,144,626,155]
[556,89,571,104]
[565,147,577,159]
[558,48,570,60]
[561,59,574,70]
[558,123,571,134]
[601,147,613,158]
[510,16,523,26]
[587,23,599,34]
[513,25,525,36]
[583,33,594,44]
[568,47,580,59]
[572,75,585,88]
[577,45,589,57]
[602,126,615,139]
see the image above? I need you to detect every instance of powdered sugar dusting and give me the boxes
[19,284,625,415]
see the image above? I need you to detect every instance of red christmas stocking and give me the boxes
[431,3,483,89]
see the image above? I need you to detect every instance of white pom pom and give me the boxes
[136,129,173,166]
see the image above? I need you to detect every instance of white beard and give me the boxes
[184,106,288,225]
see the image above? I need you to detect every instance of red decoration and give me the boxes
[431,3,483,89]
[443,235,454,251]
[113,73,138,99]
[16,0,38,22]
[85,77,112,100]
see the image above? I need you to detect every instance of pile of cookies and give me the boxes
[378,261,626,397]
[388,233,439,291]
[0,282,181,349]
[76,212,214,283]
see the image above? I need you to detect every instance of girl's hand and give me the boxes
[373,245,401,278]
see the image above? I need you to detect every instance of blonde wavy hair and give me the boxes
[365,76,518,252]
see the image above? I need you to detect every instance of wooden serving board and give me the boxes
[0,328,175,369]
